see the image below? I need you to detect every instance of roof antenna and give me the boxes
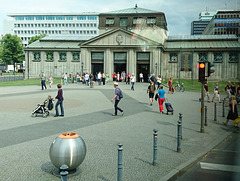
[135,4,138,9]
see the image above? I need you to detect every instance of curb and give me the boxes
[159,129,233,181]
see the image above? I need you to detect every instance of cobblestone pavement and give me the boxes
[0,82,237,181]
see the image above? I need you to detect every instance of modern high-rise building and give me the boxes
[3,13,99,46]
[191,11,216,35]
[202,10,240,36]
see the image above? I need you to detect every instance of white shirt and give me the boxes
[130,76,135,82]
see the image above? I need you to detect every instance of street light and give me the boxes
[81,62,84,76]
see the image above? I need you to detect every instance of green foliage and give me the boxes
[28,34,46,45]
[0,34,24,66]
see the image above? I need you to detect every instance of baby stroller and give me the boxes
[32,98,54,118]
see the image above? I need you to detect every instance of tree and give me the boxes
[0,34,24,72]
[28,33,46,45]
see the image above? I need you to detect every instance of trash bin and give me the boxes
[49,132,86,171]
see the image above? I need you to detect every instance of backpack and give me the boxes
[48,99,54,110]
[119,88,123,99]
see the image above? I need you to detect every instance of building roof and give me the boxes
[8,12,99,17]
[100,5,163,15]
[166,35,240,50]
[167,35,238,41]
[24,35,94,50]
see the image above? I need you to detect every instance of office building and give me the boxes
[4,13,99,46]
[203,10,240,36]
[191,11,216,35]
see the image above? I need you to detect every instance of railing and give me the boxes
[0,75,25,82]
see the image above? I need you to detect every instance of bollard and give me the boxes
[177,120,182,152]
[117,143,123,181]
[60,164,68,181]
[214,102,217,121]
[205,106,208,126]
[179,113,183,139]
[152,129,158,166]
[222,99,225,117]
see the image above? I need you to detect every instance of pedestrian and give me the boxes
[225,81,231,99]
[112,72,117,82]
[236,82,240,104]
[156,75,162,89]
[102,73,106,85]
[126,73,130,84]
[97,72,102,85]
[147,81,156,106]
[54,84,64,117]
[40,72,47,90]
[111,82,124,116]
[157,85,166,114]
[212,83,221,103]
[121,71,126,82]
[89,73,94,88]
[139,72,144,82]
[150,74,156,85]
[130,73,136,90]
[106,73,109,83]
[230,82,236,96]
[117,72,120,82]
[168,77,173,94]
[85,72,89,86]
[64,73,68,85]
[48,75,53,89]
[223,95,238,127]
[204,81,210,102]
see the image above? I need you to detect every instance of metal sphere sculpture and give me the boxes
[49,132,86,171]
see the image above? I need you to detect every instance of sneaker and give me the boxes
[150,103,152,106]
[219,101,222,103]
[121,111,124,116]
[60,115,64,117]
[54,115,58,117]
[112,114,117,116]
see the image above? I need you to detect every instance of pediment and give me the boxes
[80,28,160,47]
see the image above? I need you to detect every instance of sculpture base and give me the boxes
[53,167,81,177]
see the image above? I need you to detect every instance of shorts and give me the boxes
[149,93,154,98]
[214,90,219,98]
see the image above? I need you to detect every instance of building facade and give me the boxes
[24,7,240,81]
[203,10,240,36]
[191,11,216,35]
[4,13,99,46]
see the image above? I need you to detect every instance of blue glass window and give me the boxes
[25,16,34,20]
[46,16,55,20]
[88,16,97,20]
[77,16,86,20]
[56,16,65,20]
[36,16,45,20]
[15,16,24,20]
[66,16,73,20]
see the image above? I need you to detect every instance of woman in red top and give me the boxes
[168,77,173,94]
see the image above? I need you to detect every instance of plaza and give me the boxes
[0,82,236,180]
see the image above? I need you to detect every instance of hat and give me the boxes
[114,82,118,86]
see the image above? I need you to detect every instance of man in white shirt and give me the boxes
[97,72,102,85]
[130,73,136,91]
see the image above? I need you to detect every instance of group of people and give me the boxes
[40,72,53,90]
[223,81,240,127]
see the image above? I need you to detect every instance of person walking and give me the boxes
[157,85,166,114]
[147,81,156,106]
[54,84,64,117]
[111,82,124,116]
[139,72,144,82]
[48,75,53,89]
[204,81,210,102]
[40,72,47,90]
[102,73,106,85]
[212,83,221,103]
[126,73,130,84]
[223,95,238,127]
[225,81,231,99]
[168,77,173,94]
[156,75,162,89]
[130,73,136,91]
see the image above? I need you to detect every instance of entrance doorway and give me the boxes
[114,63,126,75]
[92,63,103,75]
[137,64,149,82]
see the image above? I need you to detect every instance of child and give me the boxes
[48,76,53,89]
[212,83,221,103]
[44,95,54,111]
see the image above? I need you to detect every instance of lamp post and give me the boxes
[155,62,157,75]
[81,62,84,76]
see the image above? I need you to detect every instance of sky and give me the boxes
[0,0,239,36]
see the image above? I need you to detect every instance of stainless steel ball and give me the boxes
[49,132,86,170]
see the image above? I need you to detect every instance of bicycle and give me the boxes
[174,81,185,92]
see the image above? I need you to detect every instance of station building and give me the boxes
[24,6,240,81]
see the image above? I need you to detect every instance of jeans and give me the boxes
[114,99,123,115]
[131,82,135,90]
[55,100,64,116]
[41,80,46,90]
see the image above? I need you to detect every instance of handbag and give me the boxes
[155,94,159,101]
